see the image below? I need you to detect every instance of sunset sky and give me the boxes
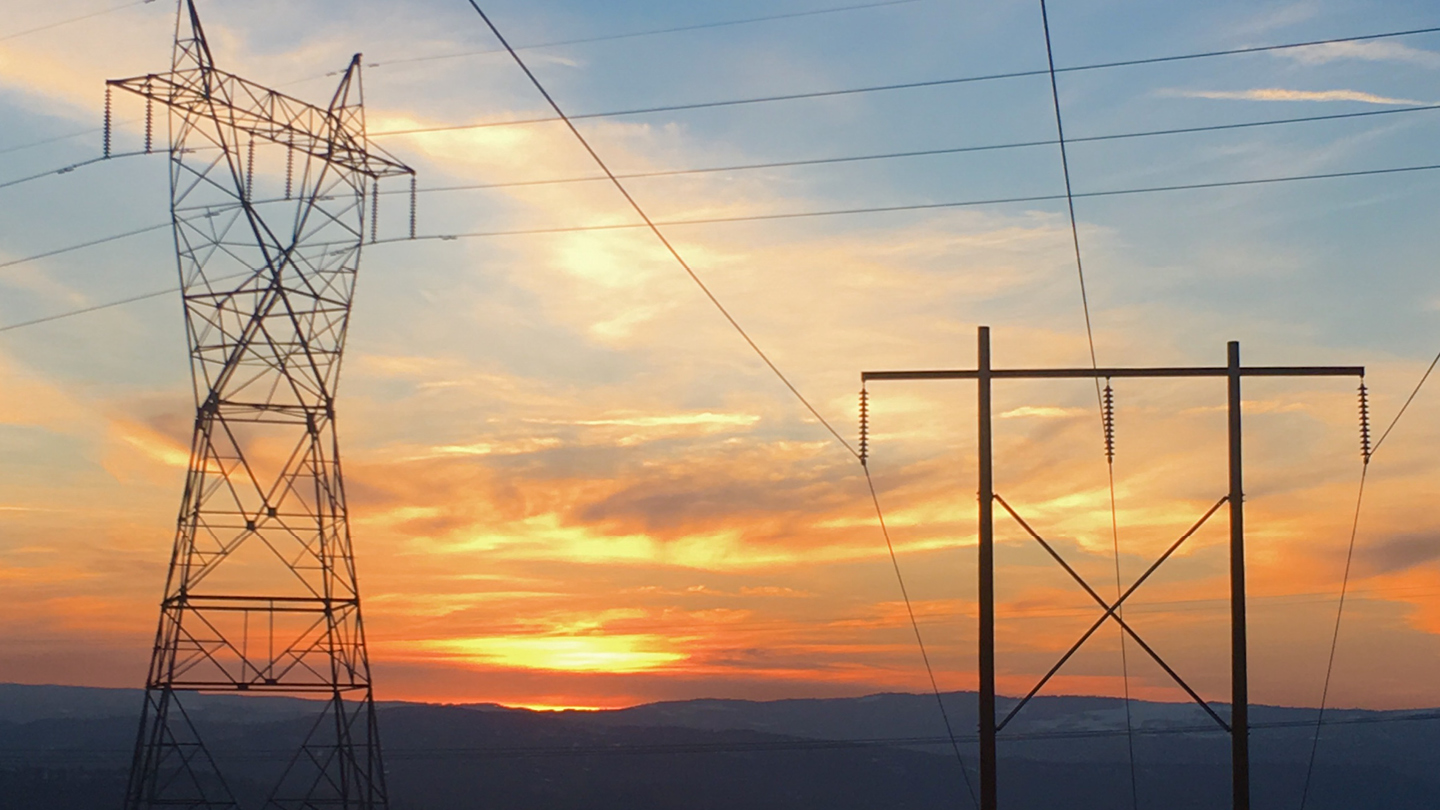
[1,0,1439,712]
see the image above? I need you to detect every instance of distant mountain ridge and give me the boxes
[1,683,1436,809]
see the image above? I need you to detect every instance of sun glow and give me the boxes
[411,634,688,673]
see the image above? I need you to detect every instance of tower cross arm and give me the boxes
[107,68,413,179]
[862,364,1364,382]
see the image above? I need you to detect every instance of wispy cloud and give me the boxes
[1168,88,1426,105]
[572,412,760,428]
[1281,40,1440,69]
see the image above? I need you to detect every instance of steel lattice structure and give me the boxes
[109,3,412,808]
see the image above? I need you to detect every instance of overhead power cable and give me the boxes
[0,150,148,192]
[12,101,1436,200]
[0,287,173,334]
[7,160,1440,333]
[395,160,1440,238]
[0,0,153,44]
[454,8,971,806]
[368,24,1440,138]
[1371,350,1440,455]
[865,466,980,808]
[361,0,924,72]
[1299,464,1369,809]
[0,127,105,159]
[396,103,1440,196]
[1037,2,1137,805]
[0,221,170,271]
[459,0,859,458]
[1299,349,1440,807]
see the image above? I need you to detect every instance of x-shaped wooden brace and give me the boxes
[992,492,1231,733]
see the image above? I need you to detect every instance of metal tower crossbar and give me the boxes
[110,2,411,808]
[861,326,1363,810]
[108,67,411,180]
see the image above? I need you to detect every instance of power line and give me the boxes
[0,127,105,158]
[1299,464,1369,809]
[0,268,259,334]
[12,100,1437,202]
[1371,349,1440,455]
[360,0,924,72]
[865,466,979,808]
[0,150,148,192]
[1299,352,1440,807]
[0,221,170,271]
[451,12,971,810]
[7,160,1440,333]
[398,160,1440,236]
[397,103,1440,196]
[0,287,169,334]
[459,0,859,459]
[368,24,1440,138]
[1038,3,1137,805]
[0,0,153,44]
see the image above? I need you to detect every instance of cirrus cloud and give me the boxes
[1165,87,1427,105]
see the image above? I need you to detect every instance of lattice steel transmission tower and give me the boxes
[108,3,413,807]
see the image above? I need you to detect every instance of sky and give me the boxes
[0,0,1438,713]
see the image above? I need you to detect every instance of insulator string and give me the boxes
[143,96,153,154]
[245,139,254,200]
[409,174,418,239]
[102,85,112,158]
[858,387,869,467]
[284,142,293,200]
[1358,380,1372,464]
[371,181,380,244]
[1102,380,1116,462]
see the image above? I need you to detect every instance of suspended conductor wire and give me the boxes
[2,23,1435,160]
[0,150,149,191]
[363,0,924,72]
[459,0,857,459]
[393,102,1440,196]
[1300,372,1426,808]
[1298,463,1369,809]
[0,222,171,271]
[0,0,153,44]
[1039,3,1137,803]
[368,25,1440,138]
[1371,348,1440,454]
[0,269,251,334]
[9,158,1440,334]
[864,463,980,809]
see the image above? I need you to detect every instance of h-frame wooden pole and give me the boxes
[861,327,1360,810]
[977,326,997,810]
[1228,340,1251,810]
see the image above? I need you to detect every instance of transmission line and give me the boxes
[0,0,153,44]
[396,160,1440,238]
[5,159,1440,279]
[453,5,983,806]
[368,24,1440,138]
[9,159,1440,333]
[392,103,1440,197]
[865,462,980,808]
[1299,349,1440,807]
[0,150,148,191]
[1372,350,1440,455]
[1037,2,1138,804]
[362,0,924,72]
[459,0,859,458]
[0,221,170,271]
